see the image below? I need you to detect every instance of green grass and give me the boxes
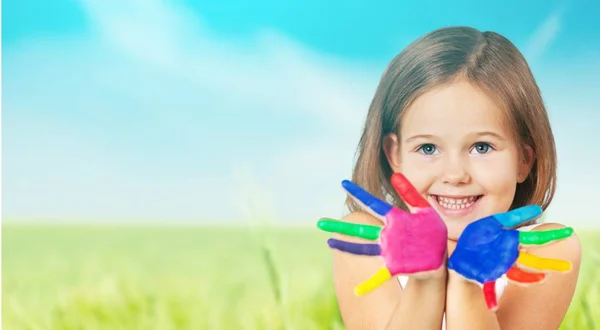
[2,224,599,329]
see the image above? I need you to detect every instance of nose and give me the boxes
[441,156,471,185]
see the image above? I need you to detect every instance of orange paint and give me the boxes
[507,266,545,283]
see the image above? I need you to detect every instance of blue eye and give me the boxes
[418,144,439,155]
[472,142,493,154]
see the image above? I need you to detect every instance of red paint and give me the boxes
[391,173,430,208]
[507,266,546,283]
[483,281,498,311]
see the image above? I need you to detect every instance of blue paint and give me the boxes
[448,216,521,284]
[494,205,542,228]
[342,180,392,216]
[327,238,381,256]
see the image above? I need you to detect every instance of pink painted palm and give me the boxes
[318,173,448,296]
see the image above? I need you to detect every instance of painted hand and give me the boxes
[447,206,574,311]
[317,173,448,296]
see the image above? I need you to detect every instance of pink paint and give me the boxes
[379,208,448,275]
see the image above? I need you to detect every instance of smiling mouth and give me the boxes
[429,194,483,217]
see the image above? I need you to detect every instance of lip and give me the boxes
[434,195,473,199]
[428,194,483,219]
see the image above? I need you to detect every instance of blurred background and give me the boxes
[2,0,600,329]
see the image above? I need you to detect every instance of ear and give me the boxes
[383,133,402,172]
[517,144,535,183]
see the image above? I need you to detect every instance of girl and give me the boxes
[329,26,581,329]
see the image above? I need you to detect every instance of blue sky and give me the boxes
[3,0,600,227]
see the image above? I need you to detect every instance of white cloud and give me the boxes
[79,0,376,129]
[5,0,599,229]
[524,4,566,61]
[3,0,378,224]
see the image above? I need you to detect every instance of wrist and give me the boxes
[447,270,482,295]
[448,269,465,281]
[410,266,448,284]
[401,269,447,299]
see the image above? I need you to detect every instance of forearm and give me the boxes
[384,272,447,330]
[445,271,501,330]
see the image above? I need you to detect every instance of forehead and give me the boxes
[400,81,509,137]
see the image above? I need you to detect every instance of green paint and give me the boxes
[317,219,381,240]
[519,227,574,245]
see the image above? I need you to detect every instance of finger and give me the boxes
[516,251,571,272]
[327,238,381,256]
[482,281,498,311]
[493,205,542,228]
[317,218,381,240]
[341,180,394,218]
[354,266,392,296]
[506,266,546,283]
[390,173,430,209]
[519,227,573,245]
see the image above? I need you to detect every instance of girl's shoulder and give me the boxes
[330,211,403,329]
[341,210,385,226]
[519,221,581,261]
[516,222,544,232]
[496,221,582,328]
[521,221,580,240]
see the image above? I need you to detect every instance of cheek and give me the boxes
[397,160,432,195]
[471,160,519,207]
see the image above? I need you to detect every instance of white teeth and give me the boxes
[435,195,480,210]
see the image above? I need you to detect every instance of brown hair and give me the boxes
[346,26,557,219]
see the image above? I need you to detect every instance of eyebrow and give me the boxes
[403,134,435,143]
[403,131,505,143]
[473,131,505,140]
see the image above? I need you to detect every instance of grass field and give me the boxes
[3,224,599,329]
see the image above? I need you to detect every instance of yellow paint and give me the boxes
[355,267,392,296]
[517,252,571,272]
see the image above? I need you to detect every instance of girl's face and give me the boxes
[384,80,534,240]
